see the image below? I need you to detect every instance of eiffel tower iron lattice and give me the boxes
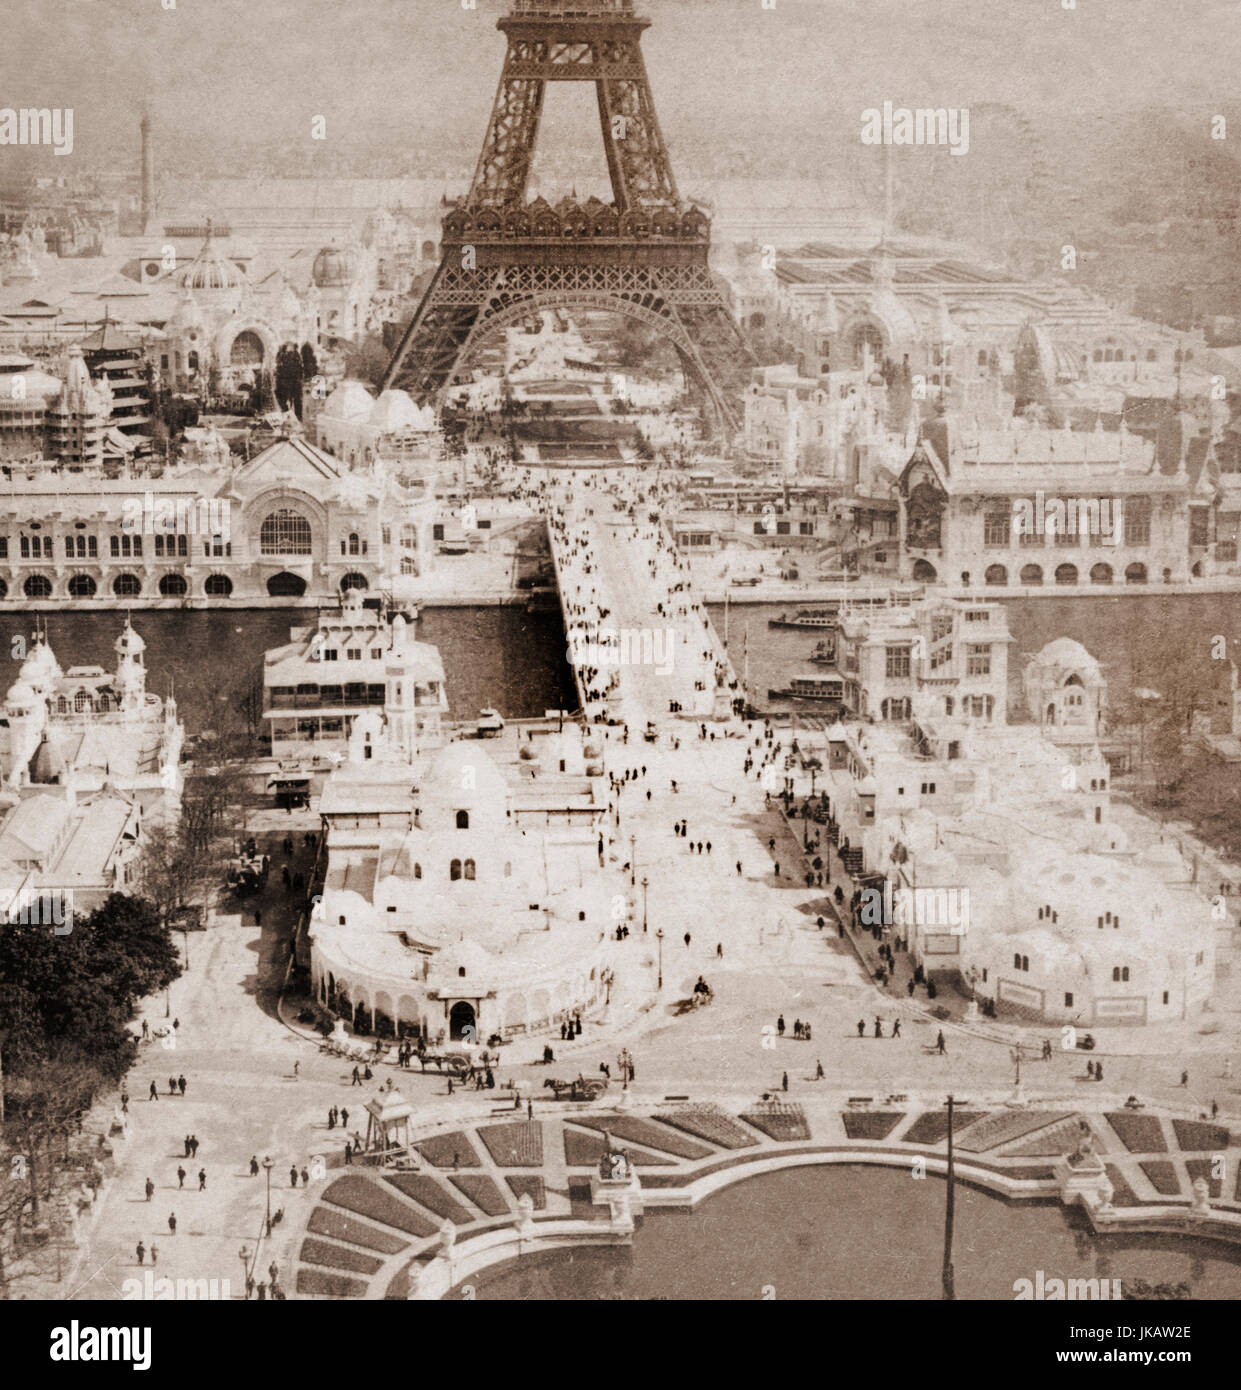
[383,0,752,438]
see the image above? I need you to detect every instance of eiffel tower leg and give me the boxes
[470,56,546,204]
[382,259,487,402]
[596,61,678,209]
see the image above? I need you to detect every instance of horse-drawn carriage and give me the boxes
[543,1074,608,1102]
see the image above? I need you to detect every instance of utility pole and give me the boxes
[942,1094,956,1300]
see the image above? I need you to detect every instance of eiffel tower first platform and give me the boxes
[383,0,753,438]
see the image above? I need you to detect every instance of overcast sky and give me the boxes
[1,0,1237,169]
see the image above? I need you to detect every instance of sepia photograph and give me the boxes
[0,0,1238,1354]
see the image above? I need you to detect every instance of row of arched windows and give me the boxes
[449,859,476,881]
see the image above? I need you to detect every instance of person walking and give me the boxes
[856,1019,865,1037]
[344,1141,353,1166]
[190,1136,199,1158]
[777,1015,785,1037]
[177,1074,186,1096]
[183,1136,191,1158]
[873,1018,883,1039]
[892,1019,901,1038]
[176,1166,186,1189]
[300,1167,309,1187]
[341,1108,349,1128]
[149,1080,158,1102]
[198,1169,206,1192]
[351,1066,361,1087]
[249,1156,259,1177]
[136,1241,145,1265]
[1181,1070,1189,1087]
[683,932,691,948]
[144,1177,154,1202]
[1096,1062,1104,1083]
[781,1071,789,1092]
[168,1077,177,1096]
[815,1059,825,1079]
[120,1090,129,1115]
[168,1212,177,1236]
[936,1031,947,1055]
[289,1165,298,1188]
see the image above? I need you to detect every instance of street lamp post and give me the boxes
[629,835,636,886]
[655,927,664,990]
[239,1244,251,1299]
[641,876,648,933]
[261,1156,274,1237]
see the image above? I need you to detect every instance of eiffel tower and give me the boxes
[383,0,752,437]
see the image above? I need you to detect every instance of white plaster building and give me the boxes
[0,620,183,818]
[307,663,612,1044]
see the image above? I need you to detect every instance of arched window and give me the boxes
[74,689,91,713]
[56,697,68,714]
[456,810,469,829]
[114,573,142,599]
[98,694,110,713]
[984,564,1007,586]
[24,575,52,599]
[159,573,188,597]
[260,509,312,556]
[204,574,233,597]
[944,696,954,716]
[68,574,97,599]
[1019,563,1043,585]
[230,330,264,367]
[1054,563,1078,586]
[450,859,462,882]
[463,859,476,881]
[348,532,360,556]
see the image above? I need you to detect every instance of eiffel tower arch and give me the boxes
[383,0,752,439]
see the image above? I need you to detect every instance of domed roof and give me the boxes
[20,639,61,687]
[114,617,145,658]
[322,379,375,421]
[30,729,66,783]
[1029,638,1102,682]
[312,244,359,288]
[6,679,37,710]
[0,359,63,401]
[177,226,245,293]
[367,389,434,432]
[422,741,508,807]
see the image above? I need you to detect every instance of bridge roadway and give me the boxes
[542,468,741,729]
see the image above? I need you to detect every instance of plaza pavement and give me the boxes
[54,464,1241,1300]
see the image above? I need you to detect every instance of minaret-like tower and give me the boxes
[114,617,147,720]
[385,614,418,764]
[382,0,752,438]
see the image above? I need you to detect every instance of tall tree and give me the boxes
[274,343,305,417]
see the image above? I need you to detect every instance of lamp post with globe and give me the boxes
[261,1156,274,1236]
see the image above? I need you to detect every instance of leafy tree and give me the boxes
[343,334,390,389]
[0,892,181,1199]
[135,822,216,930]
[274,342,304,417]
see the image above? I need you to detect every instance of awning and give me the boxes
[267,774,311,790]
